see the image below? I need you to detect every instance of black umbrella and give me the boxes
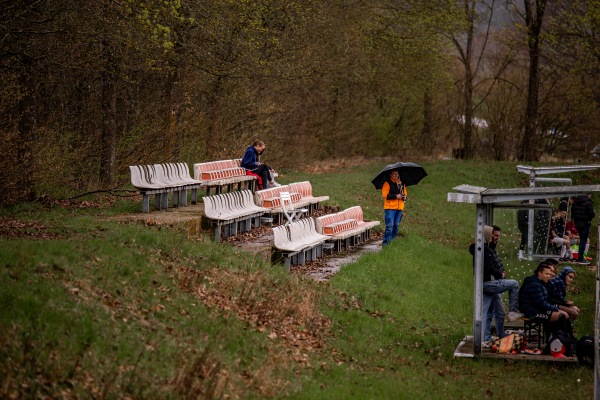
[371,162,428,189]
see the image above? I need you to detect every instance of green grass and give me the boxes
[1,160,599,398]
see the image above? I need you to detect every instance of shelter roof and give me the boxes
[517,164,600,175]
[447,184,600,204]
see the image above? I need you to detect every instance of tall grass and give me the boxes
[1,160,598,399]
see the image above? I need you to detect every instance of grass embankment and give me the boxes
[0,160,598,399]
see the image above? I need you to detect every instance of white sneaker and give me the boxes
[507,311,524,322]
[270,180,281,187]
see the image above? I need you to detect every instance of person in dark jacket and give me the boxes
[517,204,528,259]
[571,194,595,264]
[240,141,280,190]
[469,225,522,344]
[547,266,580,320]
[519,263,572,335]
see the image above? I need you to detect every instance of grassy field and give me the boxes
[1,159,598,399]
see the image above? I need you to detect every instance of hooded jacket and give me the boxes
[571,195,595,225]
[468,226,504,282]
[547,266,576,307]
[518,274,559,318]
[240,145,260,169]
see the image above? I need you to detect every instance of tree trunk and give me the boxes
[100,39,117,187]
[520,0,547,161]
[421,90,433,156]
[17,55,37,201]
[165,67,183,161]
[206,76,224,159]
[459,0,476,159]
[463,67,474,159]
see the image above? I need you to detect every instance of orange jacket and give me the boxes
[382,178,407,210]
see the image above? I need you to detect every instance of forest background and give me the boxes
[2,0,600,206]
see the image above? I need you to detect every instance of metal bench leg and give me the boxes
[180,189,188,206]
[161,192,169,210]
[155,194,161,210]
[142,194,150,213]
[298,251,306,265]
[223,222,235,238]
[173,191,180,207]
[191,188,198,204]
[284,257,291,272]
[214,225,221,241]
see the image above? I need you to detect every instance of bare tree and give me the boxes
[451,0,514,159]
[509,0,548,161]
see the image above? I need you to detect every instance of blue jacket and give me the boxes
[547,266,575,307]
[241,145,259,169]
[518,274,559,318]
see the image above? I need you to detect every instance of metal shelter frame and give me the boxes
[448,184,600,397]
[517,165,600,260]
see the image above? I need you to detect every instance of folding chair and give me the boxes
[280,191,308,224]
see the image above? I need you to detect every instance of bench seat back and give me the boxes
[273,218,327,252]
[315,205,380,235]
[130,165,164,190]
[254,185,300,207]
[344,206,365,222]
[315,211,346,234]
[203,190,266,221]
[193,160,247,181]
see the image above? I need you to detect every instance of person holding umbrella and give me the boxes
[381,170,407,246]
[371,162,427,246]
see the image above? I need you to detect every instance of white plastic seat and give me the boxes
[129,166,162,190]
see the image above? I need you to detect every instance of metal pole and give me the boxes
[473,204,486,354]
[527,170,536,259]
[594,202,600,399]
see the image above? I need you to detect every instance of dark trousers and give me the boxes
[250,164,272,190]
[575,222,591,262]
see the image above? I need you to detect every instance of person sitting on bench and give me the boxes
[547,266,580,320]
[241,140,280,189]
[469,225,523,346]
[519,262,572,336]
[548,203,573,261]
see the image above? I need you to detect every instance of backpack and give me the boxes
[543,331,577,357]
[576,335,595,366]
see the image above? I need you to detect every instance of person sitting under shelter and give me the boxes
[469,225,522,346]
[518,263,572,336]
[548,203,573,261]
[241,140,280,190]
[547,266,580,320]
